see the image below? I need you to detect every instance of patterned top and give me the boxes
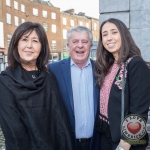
[100,61,120,119]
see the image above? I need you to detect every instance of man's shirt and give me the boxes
[71,58,94,138]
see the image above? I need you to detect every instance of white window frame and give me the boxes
[43,23,48,32]
[80,21,83,26]
[51,12,56,19]
[21,18,25,23]
[52,24,56,33]
[6,13,11,24]
[52,40,56,51]
[21,4,25,12]
[14,16,19,26]
[14,1,18,10]
[63,43,67,52]
[7,34,12,47]
[43,10,48,18]
[94,23,97,30]
[86,22,89,28]
[63,18,67,25]
[63,29,67,39]
[6,0,11,7]
[33,8,38,16]
[93,36,97,41]
[70,20,74,27]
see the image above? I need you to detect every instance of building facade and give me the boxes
[0,0,99,65]
[61,9,99,59]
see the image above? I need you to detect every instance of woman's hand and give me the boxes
[116,139,131,150]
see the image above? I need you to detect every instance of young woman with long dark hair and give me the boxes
[95,18,150,150]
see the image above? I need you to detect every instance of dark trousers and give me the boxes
[100,134,146,150]
[76,139,91,150]
[100,134,118,150]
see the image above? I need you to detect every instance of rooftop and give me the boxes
[30,0,53,6]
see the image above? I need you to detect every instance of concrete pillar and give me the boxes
[99,0,150,61]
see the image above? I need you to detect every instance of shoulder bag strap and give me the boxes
[121,62,126,123]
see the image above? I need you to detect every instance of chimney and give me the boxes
[63,9,75,15]
[78,12,85,16]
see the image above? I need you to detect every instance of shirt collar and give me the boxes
[70,58,91,68]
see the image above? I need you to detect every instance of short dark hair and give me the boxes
[95,18,142,86]
[8,21,50,70]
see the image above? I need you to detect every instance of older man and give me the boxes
[48,26,100,150]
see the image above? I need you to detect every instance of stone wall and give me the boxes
[99,0,150,61]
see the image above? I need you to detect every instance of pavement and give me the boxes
[0,128,5,150]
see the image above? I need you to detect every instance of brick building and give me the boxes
[61,9,99,59]
[0,0,99,64]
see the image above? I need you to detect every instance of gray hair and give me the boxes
[67,26,93,45]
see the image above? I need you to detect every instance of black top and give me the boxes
[0,65,74,150]
[22,68,39,80]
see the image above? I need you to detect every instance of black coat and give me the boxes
[0,65,74,150]
[108,56,150,144]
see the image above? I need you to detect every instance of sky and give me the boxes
[49,0,99,19]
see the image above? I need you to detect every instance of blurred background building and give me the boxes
[0,0,99,72]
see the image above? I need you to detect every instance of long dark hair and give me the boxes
[95,18,142,87]
[8,21,50,70]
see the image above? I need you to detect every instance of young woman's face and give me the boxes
[101,22,121,60]
[18,30,41,66]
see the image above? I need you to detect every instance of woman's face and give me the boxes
[18,30,41,66]
[101,22,121,60]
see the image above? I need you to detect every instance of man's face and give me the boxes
[67,31,92,68]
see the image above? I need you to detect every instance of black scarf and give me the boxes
[0,65,74,150]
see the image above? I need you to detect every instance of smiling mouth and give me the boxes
[76,51,84,54]
[25,51,33,54]
[107,43,115,48]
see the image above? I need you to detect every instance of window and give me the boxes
[86,23,89,28]
[70,20,74,27]
[80,21,83,26]
[52,24,56,33]
[6,13,11,24]
[63,43,67,52]
[94,23,97,30]
[52,40,56,51]
[6,0,11,6]
[33,8,38,16]
[93,36,97,41]
[43,10,47,18]
[51,12,56,19]
[14,16,19,26]
[7,34,12,47]
[21,18,25,23]
[21,4,25,12]
[90,51,96,60]
[51,53,58,62]
[43,23,48,32]
[63,29,67,39]
[14,1,18,10]
[63,18,67,25]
